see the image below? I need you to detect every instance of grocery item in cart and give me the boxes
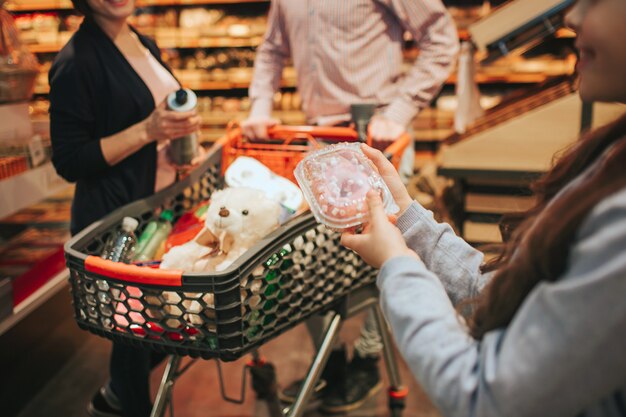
[225,156,303,213]
[163,202,209,252]
[294,143,398,231]
[100,217,139,263]
[160,187,282,326]
[134,210,174,262]
[161,187,282,273]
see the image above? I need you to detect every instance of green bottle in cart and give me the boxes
[134,210,174,262]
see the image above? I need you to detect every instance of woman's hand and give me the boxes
[175,142,209,180]
[360,143,413,214]
[145,100,202,143]
[341,191,419,269]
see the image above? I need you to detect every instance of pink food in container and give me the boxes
[294,143,398,231]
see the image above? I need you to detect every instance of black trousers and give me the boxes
[109,342,166,417]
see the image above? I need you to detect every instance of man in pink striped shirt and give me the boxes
[244,0,459,412]
[244,0,459,142]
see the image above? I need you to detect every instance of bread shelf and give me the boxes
[27,35,263,54]
[34,69,572,95]
[6,0,268,12]
[0,162,69,219]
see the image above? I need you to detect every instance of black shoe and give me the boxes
[87,386,122,417]
[320,354,382,414]
[278,346,347,405]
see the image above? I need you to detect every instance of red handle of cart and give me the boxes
[267,125,412,166]
[84,255,183,286]
[222,123,411,174]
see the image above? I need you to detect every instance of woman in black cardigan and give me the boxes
[49,1,201,416]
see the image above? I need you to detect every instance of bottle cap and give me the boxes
[121,217,139,232]
[167,88,197,112]
[160,210,174,223]
[175,89,188,106]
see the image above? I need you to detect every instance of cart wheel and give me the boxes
[388,386,408,417]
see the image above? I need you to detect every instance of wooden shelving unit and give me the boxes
[26,34,263,53]
[5,0,268,12]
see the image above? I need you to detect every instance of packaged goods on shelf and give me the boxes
[8,226,70,246]
[1,7,40,103]
[0,156,28,180]
[178,8,223,29]
[0,135,52,169]
[2,199,71,223]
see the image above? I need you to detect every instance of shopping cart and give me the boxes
[64,125,411,417]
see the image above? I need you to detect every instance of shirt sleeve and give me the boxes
[378,190,626,417]
[49,56,108,183]
[396,201,489,305]
[380,0,460,127]
[248,0,291,119]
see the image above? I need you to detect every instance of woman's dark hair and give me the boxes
[469,112,626,340]
[71,0,92,17]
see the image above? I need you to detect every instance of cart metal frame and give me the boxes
[149,284,406,417]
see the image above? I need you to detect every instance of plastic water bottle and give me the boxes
[134,210,174,262]
[167,89,198,165]
[101,217,139,263]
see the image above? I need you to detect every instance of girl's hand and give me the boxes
[360,144,413,214]
[145,100,202,143]
[341,191,419,269]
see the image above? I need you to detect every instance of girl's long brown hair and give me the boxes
[469,112,626,340]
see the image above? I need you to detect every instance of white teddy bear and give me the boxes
[159,187,282,327]
[161,187,282,273]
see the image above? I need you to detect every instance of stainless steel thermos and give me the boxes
[167,88,198,165]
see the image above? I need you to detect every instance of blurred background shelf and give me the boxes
[0,162,68,219]
[5,0,269,12]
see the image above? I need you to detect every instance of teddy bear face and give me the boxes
[205,187,281,245]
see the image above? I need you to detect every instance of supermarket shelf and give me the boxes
[157,36,263,49]
[6,0,268,12]
[139,0,268,5]
[34,70,568,95]
[5,0,73,11]
[0,269,68,337]
[27,35,262,53]
[26,26,477,55]
[184,78,297,90]
[201,110,306,126]
[0,162,69,219]
[34,77,297,94]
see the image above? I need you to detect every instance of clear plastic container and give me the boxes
[294,143,398,231]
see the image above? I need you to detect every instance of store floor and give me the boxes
[17,313,441,417]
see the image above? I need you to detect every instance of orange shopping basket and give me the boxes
[220,122,412,181]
